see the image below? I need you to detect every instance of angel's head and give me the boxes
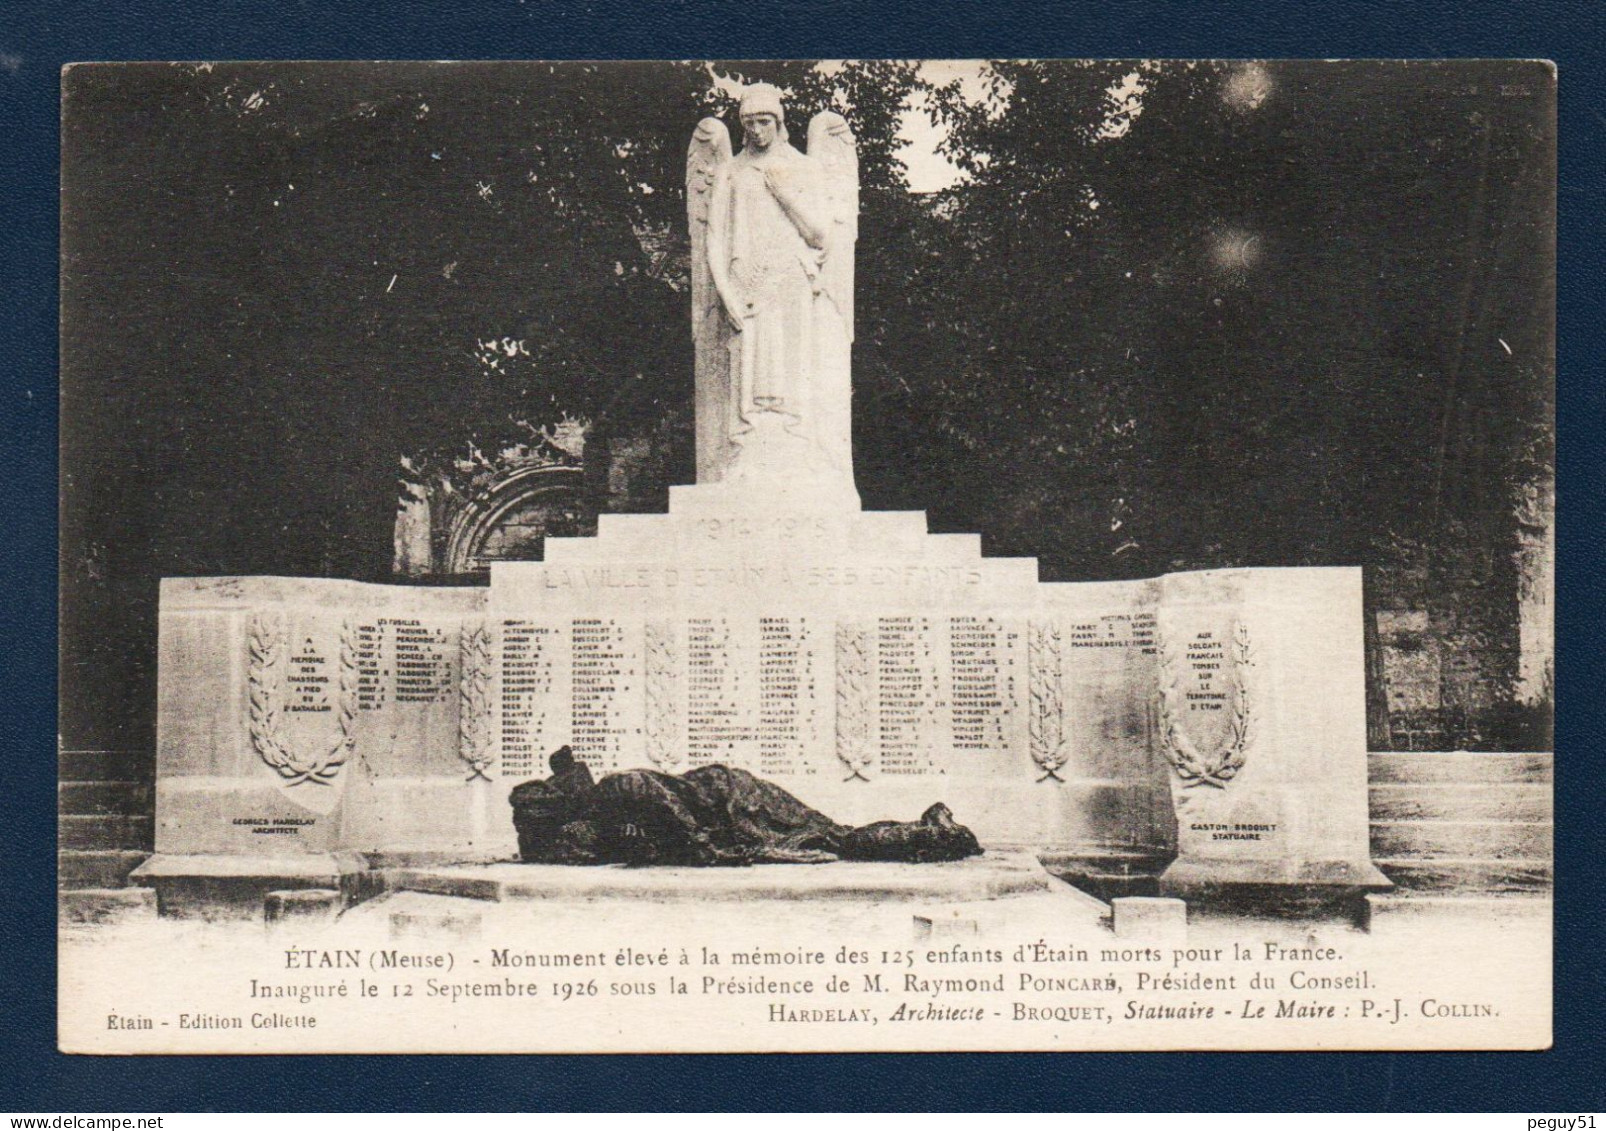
[737,82,787,150]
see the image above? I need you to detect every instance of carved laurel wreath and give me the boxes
[1157,620,1253,789]
[834,622,874,782]
[644,621,683,771]
[247,612,356,787]
[457,620,495,781]
[1028,622,1070,783]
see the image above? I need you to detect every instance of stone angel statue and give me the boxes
[686,84,860,505]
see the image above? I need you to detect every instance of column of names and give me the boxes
[354,621,386,713]
[876,616,946,775]
[392,621,451,704]
[756,616,820,776]
[948,616,1019,762]
[686,617,752,765]
[499,620,567,780]
[570,618,635,773]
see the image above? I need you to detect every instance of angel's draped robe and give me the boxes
[711,144,850,469]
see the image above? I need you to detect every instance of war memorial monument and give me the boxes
[127,82,1392,919]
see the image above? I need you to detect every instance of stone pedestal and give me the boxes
[1150,569,1391,899]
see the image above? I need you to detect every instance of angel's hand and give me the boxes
[762,166,794,202]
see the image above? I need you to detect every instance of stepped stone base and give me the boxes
[130,852,370,920]
[58,772,156,896]
[390,849,1053,904]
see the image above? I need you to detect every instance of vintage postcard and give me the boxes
[59,59,1554,1053]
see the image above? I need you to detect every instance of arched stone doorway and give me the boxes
[393,455,597,581]
[392,412,687,580]
[443,465,592,576]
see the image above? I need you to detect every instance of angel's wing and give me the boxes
[686,117,733,483]
[807,111,858,340]
[687,117,733,340]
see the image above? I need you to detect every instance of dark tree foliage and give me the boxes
[896,60,1553,747]
[59,60,927,747]
[60,61,1552,752]
[908,60,1551,591]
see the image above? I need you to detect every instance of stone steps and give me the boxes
[1368,782,1551,822]
[556,510,997,568]
[1038,754,1557,906]
[58,749,152,781]
[1369,859,1553,896]
[59,780,152,815]
[1367,752,1552,900]
[58,849,150,889]
[58,760,155,899]
[1370,819,1551,861]
[1367,752,1552,785]
[59,814,154,851]
[579,507,941,557]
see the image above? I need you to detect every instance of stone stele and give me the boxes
[133,90,1390,913]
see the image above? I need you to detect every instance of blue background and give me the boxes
[4,0,1601,1112]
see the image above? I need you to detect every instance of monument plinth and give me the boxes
[136,87,1388,913]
